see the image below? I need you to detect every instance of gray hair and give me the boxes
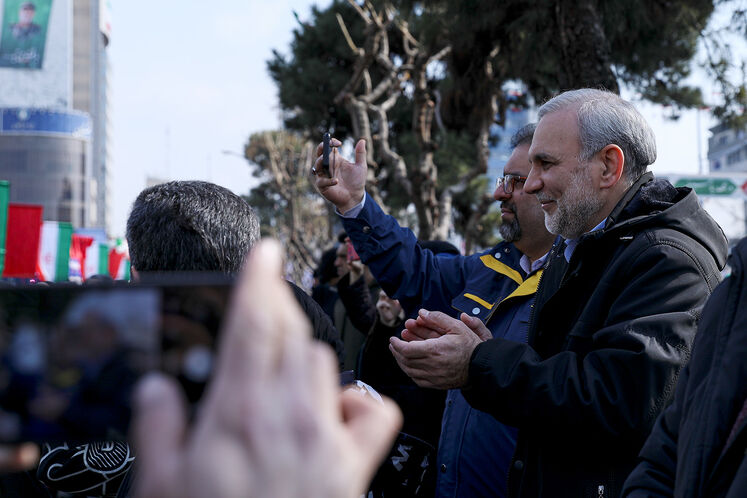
[538,89,656,182]
[510,122,536,150]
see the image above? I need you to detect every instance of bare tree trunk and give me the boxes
[555,0,619,93]
[411,50,439,240]
[335,1,457,240]
[251,132,330,288]
[462,192,494,254]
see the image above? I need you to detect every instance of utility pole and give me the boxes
[696,108,703,175]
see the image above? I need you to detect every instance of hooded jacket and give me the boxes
[462,173,728,498]
[622,236,747,498]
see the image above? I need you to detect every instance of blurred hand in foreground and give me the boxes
[133,239,401,498]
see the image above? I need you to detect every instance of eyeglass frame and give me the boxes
[496,173,528,194]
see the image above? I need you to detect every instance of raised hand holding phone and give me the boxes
[312,136,368,214]
[321,132,331,176]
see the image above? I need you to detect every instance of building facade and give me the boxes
[0,108,91,227]
[708,122,747,173]
[72,0,110,230]
[0,0,110,232]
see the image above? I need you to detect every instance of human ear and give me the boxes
[598,144,624,189]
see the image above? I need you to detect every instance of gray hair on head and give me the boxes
[510,123,536,150]
[538,89,656,183]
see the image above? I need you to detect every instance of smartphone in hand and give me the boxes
[321,132,331,177]
[0,278,231,443]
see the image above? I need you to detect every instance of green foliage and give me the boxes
[262,0,746,251]
[698,0,747,127]
[267,1,365,139]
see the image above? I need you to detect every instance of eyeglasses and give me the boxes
[496,174,528,194]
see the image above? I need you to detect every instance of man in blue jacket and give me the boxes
[313,124,556,497]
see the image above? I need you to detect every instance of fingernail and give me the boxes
[419,309,429,317]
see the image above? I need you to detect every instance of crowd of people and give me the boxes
[0,88,744,497]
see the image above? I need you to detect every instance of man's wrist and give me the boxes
[337,192,366,218]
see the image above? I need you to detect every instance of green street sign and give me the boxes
[674,178,738,196]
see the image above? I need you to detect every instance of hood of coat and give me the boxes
[603,172,729,270]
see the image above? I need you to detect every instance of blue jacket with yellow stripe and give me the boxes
[342,196,543,498]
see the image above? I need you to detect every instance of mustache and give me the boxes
[500,202,517,214]
[535,192,554,203]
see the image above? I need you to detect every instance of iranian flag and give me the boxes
[69,234,94,282]
[108,238,130,280]
[84,242,110,280]
[2,204,43,279]
[36,221,74,282]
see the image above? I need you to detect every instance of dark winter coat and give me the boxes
[622,236,747,498]
[462,173,728,498]
[289,281,345,370]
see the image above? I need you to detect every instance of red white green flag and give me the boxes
[84,242,109,280]
[69,234,93,283]
[36,221,74,282]
[108,238,130,280]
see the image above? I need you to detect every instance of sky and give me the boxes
[108,0,727,238]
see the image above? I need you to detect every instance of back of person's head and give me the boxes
[84,274,114,285]
[538,88,656,183]
[126,180,260,274]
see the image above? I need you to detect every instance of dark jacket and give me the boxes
[342,196,542,497]
[622,236,747,498]
[340,273,446,449]
[463,173,728,498]
[289,281,345,370]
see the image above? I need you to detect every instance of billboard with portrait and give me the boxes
[0,0,53,69]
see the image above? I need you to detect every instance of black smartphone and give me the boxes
[0,275,232,443]
[321,132,331,176]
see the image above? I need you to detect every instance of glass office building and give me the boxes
[0,108,91,227]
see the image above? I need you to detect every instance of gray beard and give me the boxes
[544,166,604,239]
[499,218,522,242]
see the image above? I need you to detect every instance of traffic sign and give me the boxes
[674,178,738,196]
